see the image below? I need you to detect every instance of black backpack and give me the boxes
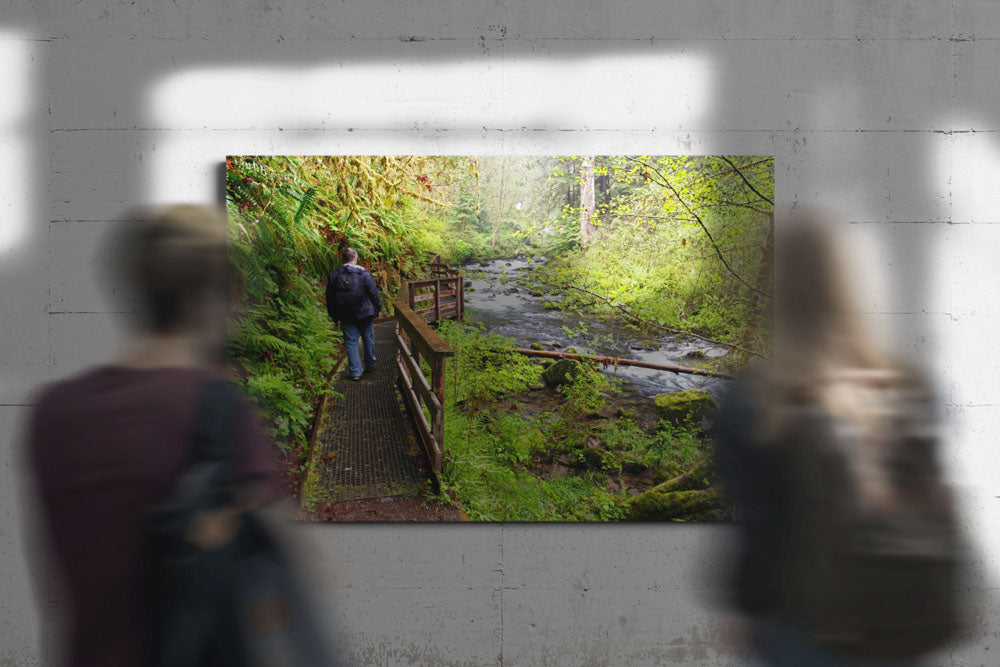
[331,268,366,315]
[776,374,965,662]
[149,379,340,667]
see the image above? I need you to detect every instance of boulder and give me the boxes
[653,390,717,430]
[682,349,707,360]
[542,359,580,386]
[629,339,661,351]
[529,342,546,351]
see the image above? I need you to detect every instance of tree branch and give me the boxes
[718,156,774,206]
[624,156,772,300]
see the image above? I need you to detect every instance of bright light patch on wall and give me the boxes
[149,53,712,131]
[0,33,31,264]
[145,51,712,202]
[950,132,1000,223]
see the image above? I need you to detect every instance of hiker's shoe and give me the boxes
[350,375,362,381]
[364,365,375,375]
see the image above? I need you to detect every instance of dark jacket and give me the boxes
[713,375,789,617]
[325,263,382,323]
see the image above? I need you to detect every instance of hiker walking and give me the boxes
[326,247,382,381]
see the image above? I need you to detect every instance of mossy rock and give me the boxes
[683,350,707,360]
[542,359,580,386]
[579,448,621,472]
[565,347,577,354]
[542,301,560,310]
[530,342,546,351]
[628,486,725,521]
[529,289,545,297]
[653,390,717,430]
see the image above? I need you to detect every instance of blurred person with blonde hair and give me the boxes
[715,214,966,666]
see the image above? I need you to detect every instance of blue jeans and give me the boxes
[341,316,376,378]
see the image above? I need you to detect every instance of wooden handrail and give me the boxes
[393,261,463,481]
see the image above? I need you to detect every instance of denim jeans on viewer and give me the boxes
[341,316,376,378]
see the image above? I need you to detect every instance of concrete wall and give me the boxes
[3,1,1000,664]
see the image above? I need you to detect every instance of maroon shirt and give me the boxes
[26,366,274,667]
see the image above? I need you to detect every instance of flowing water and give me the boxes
[460,257,731,400]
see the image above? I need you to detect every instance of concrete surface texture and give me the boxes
[2,1,1000,664]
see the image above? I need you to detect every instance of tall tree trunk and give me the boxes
[493,158,508,248]
[579,155,596,248]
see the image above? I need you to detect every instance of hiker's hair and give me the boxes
[773,212,890,380]
[341,247,358,263]
[755,212,902,443]
[118,205,229,333]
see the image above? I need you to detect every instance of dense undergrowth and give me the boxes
[226,155,477,453]
[435,320,716,521]
[225,155,547,454]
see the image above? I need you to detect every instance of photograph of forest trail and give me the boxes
[225,155,773,522]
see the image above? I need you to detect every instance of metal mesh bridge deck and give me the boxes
[300,321,431,505]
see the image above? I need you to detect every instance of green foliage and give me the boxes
[226,153,762,518]
[533,155,774,359]
[436,321,626,521]
[437,319,542,408]
[645,420,709,471]
[226,155,466,451]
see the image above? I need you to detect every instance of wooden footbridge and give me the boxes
[300,258,464,506]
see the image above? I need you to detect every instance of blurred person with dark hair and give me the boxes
[715,215,966,666]
[24,205,280,666]
[325,247,382,381]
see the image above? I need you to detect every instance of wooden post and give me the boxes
[457,272,464,319]
[433,278,441,322]
[408,283,415,311]
[431,356,446,471]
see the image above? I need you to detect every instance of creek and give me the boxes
[460,257,732,400]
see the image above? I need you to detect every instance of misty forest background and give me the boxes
[226,155,773,520]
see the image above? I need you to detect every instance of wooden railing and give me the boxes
[394,258,464,478]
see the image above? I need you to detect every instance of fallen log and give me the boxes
[511,348,735,379]
[628,486,725,521]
